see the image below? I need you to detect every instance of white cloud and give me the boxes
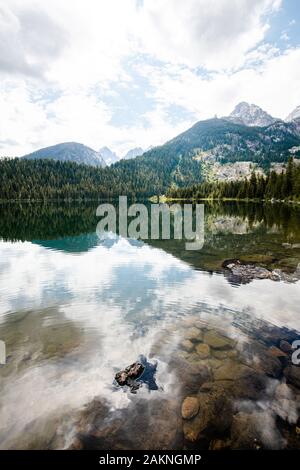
[137,47,300,122]
[138,0,282,70]
[0,1,67,77]
[1,0,299,156]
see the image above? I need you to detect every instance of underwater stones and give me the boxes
[275,382,295,400]
[185,327,203,342]
[171,357,211,395]
[230,372,266,401]
[208,358,223,370]
[230,413,262,450]
[230,412,285,450]
[203,331,235,350]
[209,439,231,450]
[272,383,299,423]
[213,360,254,381]
[243,342,283,378]
[211,349,237,360]
[258,354,283,379]
[284,365,300,388]
[269,346,288,358]
[280,340,293,354]
[180,339,194,352]
[183,385,233,442]
[195,343,210,359]
[176,350,190,360]
[181,397,199,419]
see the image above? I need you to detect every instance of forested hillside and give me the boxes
[1,117,300,200]
[167,158,300,201]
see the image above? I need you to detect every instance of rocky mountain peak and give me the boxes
[286,105,300,122]
[228,102,277,127]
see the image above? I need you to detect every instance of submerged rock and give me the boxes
[209,438,231,450]
[183,383,233,442]
[195,343,210,359]
[180,339,194,352]
[280,340,293,354]
[284,365,300,388]
[115,361,145,393]
[181,397,199,420]
[185,327,203,342]
[230,411,285,450]
[203,331,235,350]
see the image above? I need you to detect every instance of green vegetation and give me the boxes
[0,152,203,200]
[1,118,300,201]
[167,158,300,202]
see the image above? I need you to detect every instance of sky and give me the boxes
[0,0,300,156]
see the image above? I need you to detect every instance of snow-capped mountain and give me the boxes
[226,102,278,127]
[99,146,119,165]
[99,146,145,165]
[123,147,144,160]
[286,105,300,122]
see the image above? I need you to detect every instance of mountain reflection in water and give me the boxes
[0,202,299,450]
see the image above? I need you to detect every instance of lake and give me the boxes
[0,201,300,450]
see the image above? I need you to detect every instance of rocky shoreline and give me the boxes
[222,258,300,284]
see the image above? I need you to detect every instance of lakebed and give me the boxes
[0,202,299,450]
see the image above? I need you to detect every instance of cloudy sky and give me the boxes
[0,0,300,156]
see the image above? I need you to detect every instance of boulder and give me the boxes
[211,349,237,360]
[213,360,254,381]
[195,343,210,359]
[209,439,231,450]
[269,346,288,358]
[180,339,194,352]
[280,340,292,354]
[242,342,283,378]
[181,397,199,420]
[203,331,235,350]
[185,327,203,342]
[183,384,233,442]
[115,361,145,392]
[231,411,285,450]
[284,365,300,388]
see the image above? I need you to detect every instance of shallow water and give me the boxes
[0,202,300,450]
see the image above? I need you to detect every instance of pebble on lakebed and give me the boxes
[181,397,199,419]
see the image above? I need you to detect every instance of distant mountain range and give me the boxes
[19,102,300,186]
[22,142,106,167]
[98,146,119,165]
[286,105,300,122]
[99,146,145,165]
[2,101,300,200]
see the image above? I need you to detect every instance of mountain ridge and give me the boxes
[22,142,106,167]
[286,105,300,122]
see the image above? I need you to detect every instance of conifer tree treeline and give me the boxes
[167,158,300,201]
[0,156,299,201]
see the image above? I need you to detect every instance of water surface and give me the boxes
[0,202,300,450]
